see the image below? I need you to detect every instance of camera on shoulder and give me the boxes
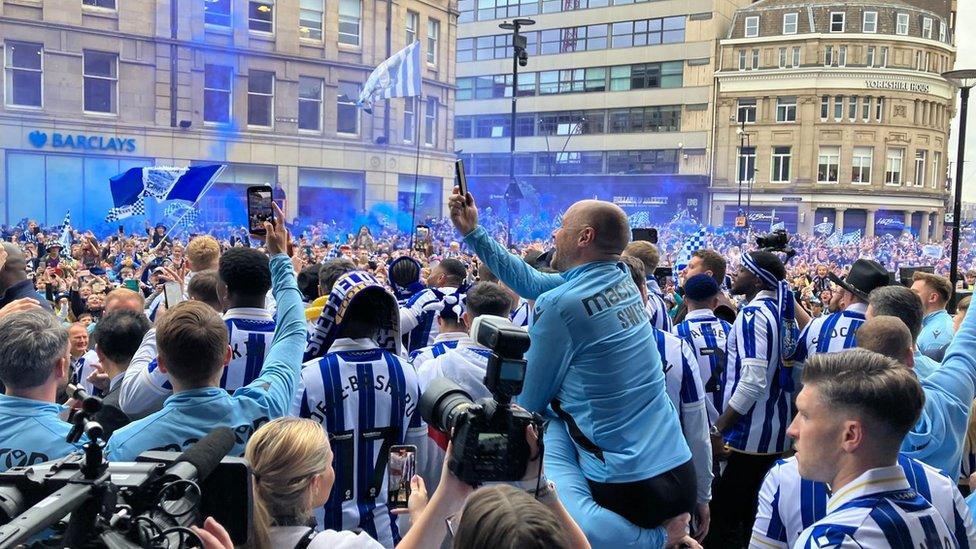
[419,315,544,485]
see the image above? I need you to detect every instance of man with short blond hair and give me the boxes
[912,271,954,362]
[186,235,220,272]
[623,240,671,331]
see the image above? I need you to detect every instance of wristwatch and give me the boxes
[709,425,722,438]
[530,479,557,501]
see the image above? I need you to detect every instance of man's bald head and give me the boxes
[857,315,913,365]
[568,200,631,255]
[104,288,146,313]
[0,243,28,290]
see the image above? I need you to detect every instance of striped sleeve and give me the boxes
[751,461,789,549]
[728,308,772,415]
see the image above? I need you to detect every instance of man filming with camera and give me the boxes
[448,190,694,539]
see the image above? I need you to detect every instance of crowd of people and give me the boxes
[0,193,975,549]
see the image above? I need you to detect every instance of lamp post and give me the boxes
[942,69,976,301]
[734,117,751,228]
[499,18,534,248]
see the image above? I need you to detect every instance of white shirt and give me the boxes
[269,526,383,549]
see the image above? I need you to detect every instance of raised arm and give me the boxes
[449,189,563,301]
[117,328,171,418]
[518,291,572,413]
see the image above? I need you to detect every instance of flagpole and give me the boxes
[410,94,423,251]
[156,165,225,247]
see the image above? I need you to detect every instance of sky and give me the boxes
[950,2,976,200]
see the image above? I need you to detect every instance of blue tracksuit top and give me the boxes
[106,254,306,461]
[0,395,86,471]
[464,225,690,483]
[904,304,976,477]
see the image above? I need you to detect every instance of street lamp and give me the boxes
[942,69,976,299]
[499,18,534,247]
[733,116,751,228]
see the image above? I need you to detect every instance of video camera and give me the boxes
[0,387,251,548]
[756,229,796,261]
[419,315,543,485]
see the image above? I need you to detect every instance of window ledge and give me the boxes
[205,24,233,35]
[83,111,118,118]
[337,132,360,138]
[4,104,43,111]
[299,38,325,46]
[246,125,274,131]
[338,43,363,53]
[82,5,118,16]
[298,129,323,135]
[248,31,276,41]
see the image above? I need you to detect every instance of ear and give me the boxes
[905,349,916,370]
[462,311,473,328]
[840,419,864,453]
[223,345,232,368]
[94,346,106,363]
[55,355,70,381]
[156,355,169,374]
[578,227,595,247]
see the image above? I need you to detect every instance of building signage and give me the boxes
[864,80,930,94]
[613,196,669,206]
[876,217,905,230]
[28,130,136,153]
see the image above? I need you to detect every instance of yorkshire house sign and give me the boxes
[864,80,930,94]
[27,130,136,153]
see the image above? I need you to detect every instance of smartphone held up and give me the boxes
[246,185,274,236]
[387,445,417,510]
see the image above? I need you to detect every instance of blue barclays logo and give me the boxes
[28,130,136,153]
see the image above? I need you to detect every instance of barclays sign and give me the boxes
[28,130,136,153]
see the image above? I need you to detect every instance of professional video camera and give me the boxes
[0,387,250,549]
[756,229,796,261]
[419,315,544,485]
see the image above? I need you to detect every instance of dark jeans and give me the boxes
[587,459,697,529]
[705,451,783,548]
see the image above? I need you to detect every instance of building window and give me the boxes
[824,46,832,67]
[337,81,359,134]
[778,48,787,69]
[852,147,873,184]
[737,98,756,123]
[776,97,796,122]
[885,148,904,185]
[818,146,840,183]
[247,70,274,127]
[82,50,117,114]
[922,17,933,39]
[821,96,829,120]
[866,46,876,67]
[783,12,798,35]
[298,76,322,132]
[424,97,438,145]
[863,11,877,33]
[427,19,440,65]
[204,0,231,26]
[248,0,274,33]
[338,0,362,46]
[914,150,927,187]
[849,96,858,120]
[737,146,756,183]
[838,46,846,66]
[751,48,759,70]
[940,22,947,43]
[932,151,942,188]
[861,96,871,121]
[203,64,232,124]
[771,146,791,182]
[896,13,909,35]
[403,97,416,142]
[406,10,419,44]
[915,51,922,70]
[834,95,844,121]
[744,16,759,38]
[455,116,472,139]
[738,50,746,71]
[299,0,324,40]
[83,0,115,9]
[611,16,685,48]
[830,12,845,32]
[880,47,888,67]
[875,97,884,122]
[792,46,801,67]
[4,42,42,108]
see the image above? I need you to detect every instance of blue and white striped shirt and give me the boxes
[654,328,712,504]
[292,338,426,548]
[510,297,532,328]
[409,331,466,390]
[792,465,957,549]
[790,303,866,365]
[674,308,733,424]
[398,287,459,353]
[721,291,794,454]
[753,455,974,548]
[646,278,673,332]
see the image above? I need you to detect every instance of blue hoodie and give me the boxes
[463,225,690,483]
[0,396,85,471]
[106,254,306,461]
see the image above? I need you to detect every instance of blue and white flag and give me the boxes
[106,165,223,221]
[770,221,786,232]
[357,41,422,113]
[826,231,841,248]
[57,211,72,256]
[843,230,862,245]
[814,222,834,235]
[922,244,943,259]
[675,228,707,271]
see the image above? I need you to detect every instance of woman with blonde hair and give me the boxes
[245,417,384,548]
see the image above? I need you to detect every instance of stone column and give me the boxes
[920,211,931,243]
[836,208,847,233]
[865,208,877,238]
[904,210,915,236]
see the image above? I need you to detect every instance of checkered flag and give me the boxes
[675,228,707,270]
[106,197,145,222]
[324,237,342,260]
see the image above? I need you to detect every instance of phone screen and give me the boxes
[247,186,274,235]
[387,445,417,509]
[124,279,139,292]
[163,281,183,309]
[455,158,468,197]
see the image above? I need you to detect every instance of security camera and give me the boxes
[518,50,528,67]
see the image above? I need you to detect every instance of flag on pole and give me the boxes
[814,222,834,235]
[58,211,72,256]
[106,165,223,221]
[357,41,422,113]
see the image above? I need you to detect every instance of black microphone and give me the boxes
[163,427,235,483]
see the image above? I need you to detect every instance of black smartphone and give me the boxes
[387,444,417,509]
[246,185,274,236]
[117,225,124,235]
[455,158,468,197]
[631,228,658,245]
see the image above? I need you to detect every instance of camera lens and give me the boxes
[420,377,474,433]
